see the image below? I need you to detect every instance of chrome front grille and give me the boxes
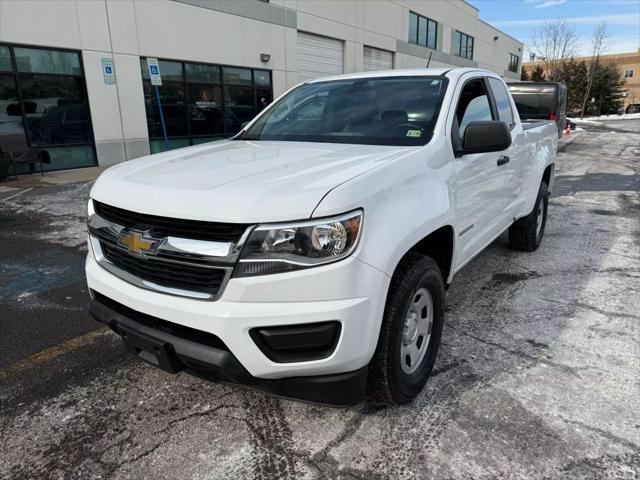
[93,201,249,242]
[88,201,252,300]
[100,241,228,295]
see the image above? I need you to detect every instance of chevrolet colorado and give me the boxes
[86,68,556,405]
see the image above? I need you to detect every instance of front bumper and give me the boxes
[89,292,368,406]
[86,250,389,388]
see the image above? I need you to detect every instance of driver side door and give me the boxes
[452,76,513,269]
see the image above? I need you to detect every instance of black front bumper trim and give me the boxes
[89,292,367,406]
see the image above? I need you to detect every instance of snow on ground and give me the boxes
[570,113,640,124]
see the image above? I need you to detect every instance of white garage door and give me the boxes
[297,32,344,82]
[363,46,394,71]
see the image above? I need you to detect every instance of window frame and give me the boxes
[454,31,474,60]
[408,11,438,50]
[0,42,96,150]
[624,69,634,78]
[140,57,273,146]
[508,54,519,73]
[450,76,500,154]
[486,76,515,130]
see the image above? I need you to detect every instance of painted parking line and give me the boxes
[0,326,113,381]
[0,187,33,203]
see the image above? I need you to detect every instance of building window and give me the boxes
[624,69,634,78]
[0,43,95,174]
[508,54,519,73]
[408,12,437,50]
[454,31,474,60]
[140,58,272,152]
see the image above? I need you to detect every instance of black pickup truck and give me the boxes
[508,82,567,138]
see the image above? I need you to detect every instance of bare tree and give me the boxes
[530,19,578,81]
[580,21,610,118]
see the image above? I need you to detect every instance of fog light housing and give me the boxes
[250,321,341,363]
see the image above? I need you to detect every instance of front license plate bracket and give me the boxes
[118,324,183,373]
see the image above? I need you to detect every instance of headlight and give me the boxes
[234,210,363,277]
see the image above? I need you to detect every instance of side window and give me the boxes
[488,77,514,127]
[455,79,494,137]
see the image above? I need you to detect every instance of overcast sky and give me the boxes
[467,0,640,58]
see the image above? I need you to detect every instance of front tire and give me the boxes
[368,253,445,404]
[509,181,549,252]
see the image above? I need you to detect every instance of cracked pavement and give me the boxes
[1,120,639,479]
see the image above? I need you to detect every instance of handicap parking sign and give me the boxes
[147,58,162,86]
[101,57,115,85]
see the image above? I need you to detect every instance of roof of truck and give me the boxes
[306,67,498,84]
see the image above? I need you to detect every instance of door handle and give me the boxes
[497,155,510,166]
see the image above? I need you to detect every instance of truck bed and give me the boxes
[521,119,555,131]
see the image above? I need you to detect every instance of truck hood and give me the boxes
[91,140,412,223]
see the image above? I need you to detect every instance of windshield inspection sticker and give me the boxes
[406,129,422,137]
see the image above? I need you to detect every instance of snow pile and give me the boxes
[573,112,640,123]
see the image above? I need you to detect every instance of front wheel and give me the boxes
[367,253,445,404]
[509,181,549,252]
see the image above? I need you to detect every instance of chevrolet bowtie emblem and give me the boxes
[118,231,156,255]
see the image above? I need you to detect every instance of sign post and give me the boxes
[146,58,169,149]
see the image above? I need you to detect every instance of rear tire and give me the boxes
[367,253,445,404]
[509,181,548,252]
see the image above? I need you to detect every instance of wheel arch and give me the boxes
[542,163,554,193]
[392,225,455,286]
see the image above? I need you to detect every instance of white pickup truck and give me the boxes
[86,68,556,405]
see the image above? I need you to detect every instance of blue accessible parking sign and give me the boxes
[101,57,115,84]
[147,58,162,86]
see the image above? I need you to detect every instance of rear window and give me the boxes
[511,93,555,116]
[508,85,558,117]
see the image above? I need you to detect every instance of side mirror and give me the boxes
[240,121,249,129]
[462,121,511,155]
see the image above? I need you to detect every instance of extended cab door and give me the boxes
[486,77,526,219]
[451,76,513,269]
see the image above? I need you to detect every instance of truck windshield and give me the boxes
[236,76,448,146]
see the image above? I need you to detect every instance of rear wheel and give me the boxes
[368,253,445,404]
[509,181,548,252]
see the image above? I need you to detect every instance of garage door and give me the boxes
[297,32,344,82]
[363,46,394,71]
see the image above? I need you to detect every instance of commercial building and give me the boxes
[0,0,523,172]
[524,50,640,109]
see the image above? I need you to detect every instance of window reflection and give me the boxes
[224,85,254,132]
[188,84,223,135]
[0,74,22,136]
[223,67,252,85]
[0,44,96,173]
[14,48,81,75]
[140,58,272,151]
[19,74,91,145]
[0,47,11,71]
[143,81,187,137]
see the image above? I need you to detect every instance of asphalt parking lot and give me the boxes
[1,120,639,479]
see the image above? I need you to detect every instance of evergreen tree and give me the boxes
[530,65,546,81]
[520,67,530,81]
[554,59,588,113]
[589,63,625,115]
